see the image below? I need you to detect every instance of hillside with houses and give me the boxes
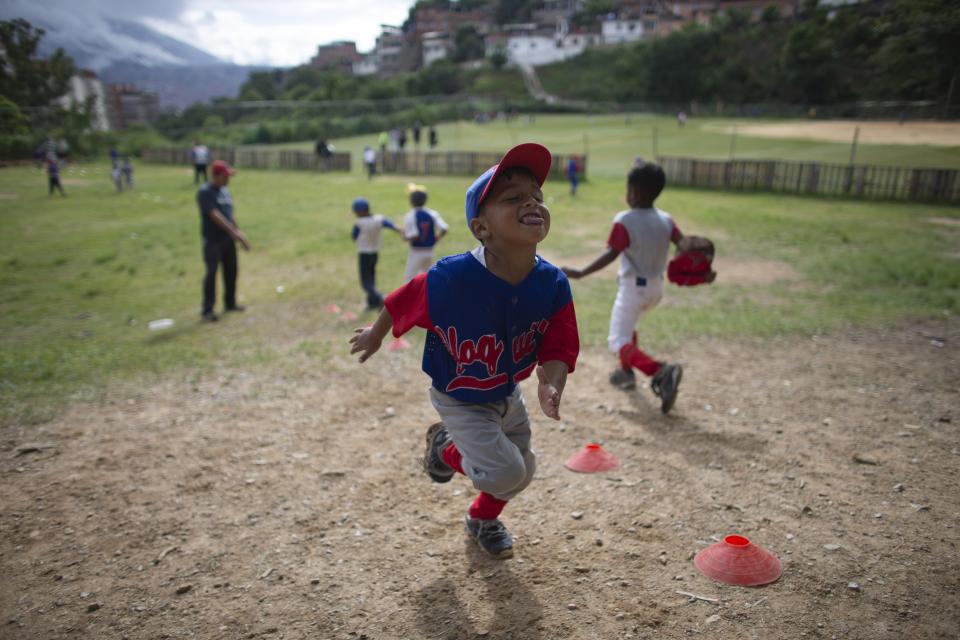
[311,0,799,77]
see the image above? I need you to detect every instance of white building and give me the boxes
[57,70,110,131]
[422,31,451,66]
[601,17,645,45]
[495,22,592,67]
[352,55,378,76]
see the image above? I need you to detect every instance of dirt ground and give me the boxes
[1,319,959,640]
[706,120,960,147]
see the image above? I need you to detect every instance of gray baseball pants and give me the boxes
[429,386,536,502]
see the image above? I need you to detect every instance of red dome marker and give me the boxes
[564,443,620,473]
[694,535,782,586]
[340,311,358,321]
[324,303,341,314]
[387,337,411,351]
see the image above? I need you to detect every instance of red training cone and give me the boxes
[693,535,782,586]
[324,303,341,314]
[340,311,358,322]
[387,337,411,351]
[564,443,620,473]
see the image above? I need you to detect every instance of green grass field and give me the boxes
[2,124,959,426]
[251,113,960,177]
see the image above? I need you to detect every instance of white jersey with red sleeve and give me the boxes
[385,248,579,404]
[607,207,681,281]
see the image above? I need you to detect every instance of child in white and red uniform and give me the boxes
[562,161,691,414]
[350,143,579,559]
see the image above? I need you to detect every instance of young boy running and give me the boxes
[562,162,684,413]
[350,143,579,558]
[351,197,400,311]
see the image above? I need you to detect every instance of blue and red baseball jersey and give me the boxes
[403,207,448,248]
[385,249,579,403]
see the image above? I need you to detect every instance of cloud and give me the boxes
[1,0,190,23]
[1,0,413,67]
[0,0,199,67]
[144,0,411,66]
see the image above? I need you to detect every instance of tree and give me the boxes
[495,0,533,25]
[779,21,840,103]
[451,25,486,62]
[0,19,75,108]
[490,47,508,71]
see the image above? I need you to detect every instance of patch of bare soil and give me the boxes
[1,321,958,639]
[706,121,960,147]
[712,258,801,287]
[927,217,960,228]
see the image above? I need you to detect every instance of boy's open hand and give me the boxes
[536,365,562,420]
[349,326,382,363]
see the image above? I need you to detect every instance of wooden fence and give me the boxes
[142,147,351,172]
[658,156,960,204]
[142,147,586,181]
[376,151,587,181]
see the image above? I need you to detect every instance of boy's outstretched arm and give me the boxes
[536,361,568,420]
[350,308,393,363]
[561,247,619,280]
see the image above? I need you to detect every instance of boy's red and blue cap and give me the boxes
[352,197,370,212]
[464,143,552,226]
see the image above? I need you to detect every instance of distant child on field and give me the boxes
[567,156,579,195]
[350,143,579,559]
[111,162,124,192]
[351,197,400,311]
[562,161,691,414]
[47,158,66,196]
[122,156,134,188]
[402,183,448,281]
[363,146,377,180]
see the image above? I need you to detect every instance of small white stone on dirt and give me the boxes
[893,483,904,492]
[847,582,860,591]
[567,603,578,610]
[823,544,842,552]
[822,418,832,426]
[786,533,796,540]
[705,614,721,624]
[571,511,584,520]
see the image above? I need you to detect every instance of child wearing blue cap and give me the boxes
[350,143,579,559]
[351,197,400,311]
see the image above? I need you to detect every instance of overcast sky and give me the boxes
[3,0,413,66]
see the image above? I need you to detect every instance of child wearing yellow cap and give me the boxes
[402,183,449,281]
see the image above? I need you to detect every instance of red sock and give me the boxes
[469,492,507,520]
[619,343,662,377]
[442,443,464,475]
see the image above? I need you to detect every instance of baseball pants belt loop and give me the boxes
[635,276,647,286]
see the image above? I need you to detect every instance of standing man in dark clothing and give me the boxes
[197,160,250,322]
[47,158,66,196]
[412,121,421,148]
[429,125,438,149]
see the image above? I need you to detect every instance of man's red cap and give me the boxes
[211,160,235,176]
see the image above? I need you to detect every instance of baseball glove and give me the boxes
[668,236,716,286]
